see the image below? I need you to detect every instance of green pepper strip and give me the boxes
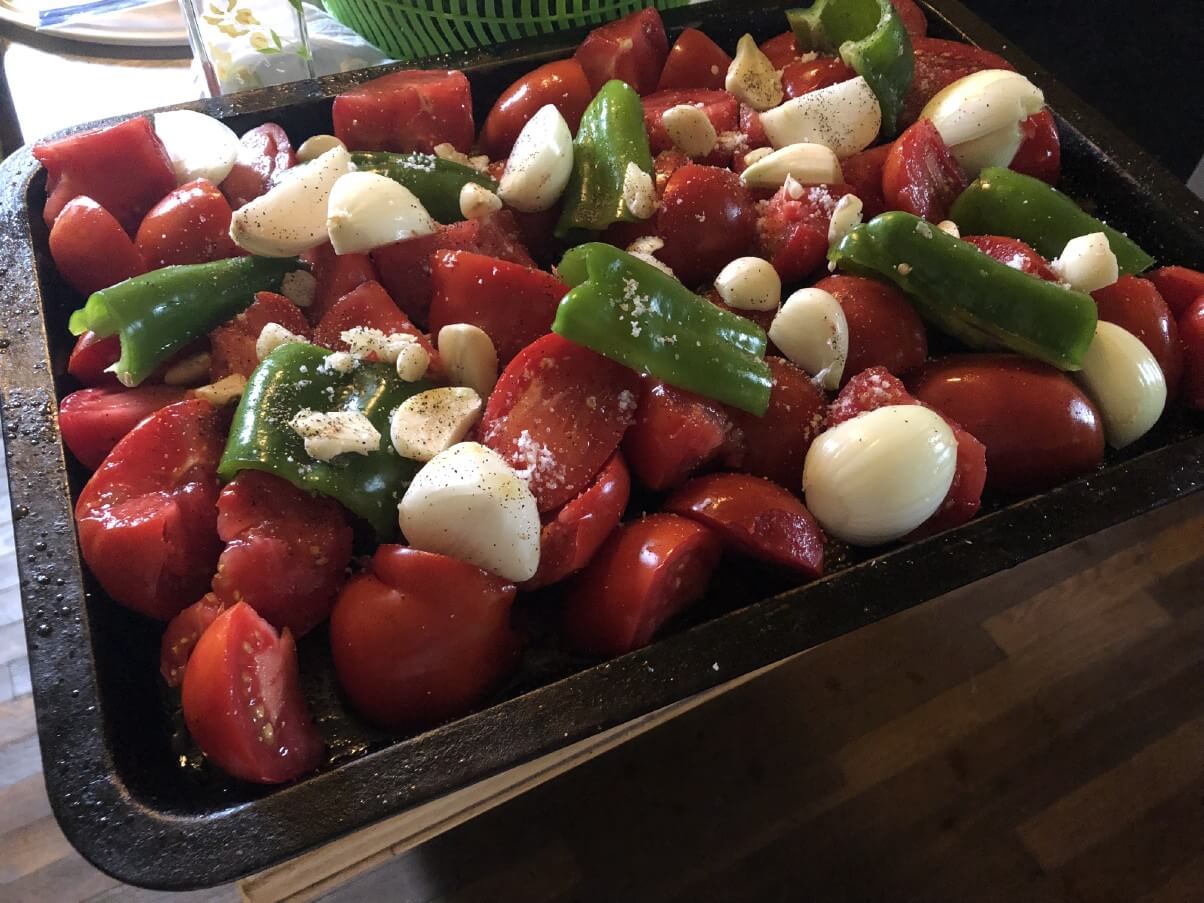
[553,243,772,415]
[220,342,434,539]
[949,166,1156,276]
[67,256,299,387]
[555,80,655,240]
[350,151,497,224]
[788,0,914,136]
[830,211,1098,370]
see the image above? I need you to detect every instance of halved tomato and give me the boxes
[300,242,379,325]
[1147,266,1204,318]
[812,274,928,381]
[782,57,856,99]
[882,118,967,222]
[332,69,474,154]
[756,181,851,284]
[220,122,296,209]
[59,385,188,470]
[48,196,145,296]
[962,235,1058,281]
[1009,109,1061,184]
[623,379,734,491]
[574,7,668,96]
[657,27,732,92]
[642,90,739,159]
[901,38,1014,127]
[1093,276,1184,398]
[841,143,892,218]
[135,179,241,269]
[656,164,756,287]
[1179,297,1204,410]
[209,291,311,381]
[312,281,437,370]
[480,59,593,159]
[160,593,225,688]
[67,331,122,388]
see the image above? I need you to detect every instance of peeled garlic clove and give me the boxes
[390,386,482,463]
[1075,321,1166,448]
[803,405,958,546]
[622,162,657,220]
[726,34,783,112]
[296,134,345,163]
[290,409,381,462]
[498,104,573,213]
[760,77,882,159]
[438,323,499,398]
[740,142,843,189]
[827,193,863,248]
[230,144,352,257]
[327,171,437,255]
[662,104,718,159]
[714,257,781,311]
[399,442,541,582]
[460,182,503,220]
[768,287,849,390]
[1050,232,1119,293]
[255,322,306,361]
[920,69,1044,175]
[153,110,240,185]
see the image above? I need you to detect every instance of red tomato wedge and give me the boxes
[901,38,1014,127]
[60,385,188,470]
[182,602,323,784]
[782,57,856,99]
[211,471,353,637]
[1093,276,1184,398]
[1179,297,1204,410]
[882,118,967,222]
[330,547,520,729]
[890,0,927,38]
[68,331,122,388]
[300,242,379,325]
[33,116,176,233]
[704,287,777,334]
[666,473,825,576]
[574,7,668,96]
[656,164,757,287]
[524,452,631,591]
[371,211,534,327]
[812,275,928,382]
[642,90,739,158]
[209,291,311,381]
[827,364,915,427]
[332,69,474,154]
[841,143,892,218]
[759,32,803,70]
[480,59,593,159]
[75,400,226,620]
[481,333,641,512]
[1147,266,1204,318]
[428,250,568,365]
[160,593,225,688]
[623,379,735,491]
[312,281,437,370]
[135,179,241,269]
[49,196,145,296]
[962,234,1058,281]
[220,123,296,209]
[1009,109,1061,184]
[756,181,852,284]
[563,513,721,657]
[658,27,732,92]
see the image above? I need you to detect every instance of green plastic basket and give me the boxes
[322,0,693,63]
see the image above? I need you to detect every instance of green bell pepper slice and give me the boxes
[553,243,773,415]
[220,342,434,538]
[350,151,497,224]
[555,80,656,239]
[788,0,914,136]
[830,211,1098,370]
[949,167,1156,276]
[67,256,298,387]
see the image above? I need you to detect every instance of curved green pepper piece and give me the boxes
[67,256,299,387]
[220,342,434,538]
[350,151,497,224]
[555,80,655,240]
[553,243,772,415]
[949,167,1156,276]
[830,211,1098,370]
[788,0,914,136]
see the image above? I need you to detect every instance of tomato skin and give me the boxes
[480,60,593,159]
[135,179,241,269]
[759,32,803,69]
[813,274,928,382]
[482,333,641,512]
[1147,266,1204,318]
[563,514,721,657]
[48,197,145,296]
[312,281,437,370]
[524,452,631,590]
[372,211,534,328]
[882,118,967,222]
[910,354,1106,495]
[34,116,176,233]
[740,104,770,151]
[428,250,568,365]
[1009,109,1061,185]
[901,38,1014,127]
[333,69,474,154]
[330,547,520,729]
[704,288,777,334]
[756,182,851,284]
[60,385,188,470]
[75,400,227,620]
[622,380,734,491]
[211,471,353,637]
[1093,276,1184,399]
[220,123,295,209]
[573,7,668,96]
[962,235,1057,281]
[723,357,828,490]
[656,165,756,287]
[841,144,892,217]
[890,0,927,37]
[182,602,323,784]
[782,57,856,99]
[209,291,311,381]
[1179,296,1204,410]
[68,331,122,388]
[160,593,225,688]
[300,242,379,325]
[642,90,740,160]
[657,27,732,92]
[666,473,825,576]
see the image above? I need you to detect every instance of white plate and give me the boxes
[0,0,188,47]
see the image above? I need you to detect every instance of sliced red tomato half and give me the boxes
[160,593,225,688]
[481,333,641,512]
[759,32,803,70]
[890,0,928,38]
[1147,266,1204,318]
[210,291,311,381]
[882,118,967,222]
[48,196,145,296]
[756,181,852,284]
[563,513,721,657]
[135,179,241,269]
[480,59,593,159]
[962,235,1058,281]
[657,164,757,287]
[75,399,227,620]
[1093,276,1184,398]
[312,281,437,371]
[901,38,1014,127]
[332,69,474,154]
[642,90,740,159]
[182,602,323,784]
[573,7,668,96]
[300,242,379,325]
[623,379,734,491]
[68,331,122,388]
[812,274,928,382]
[60,385,188,470]
[657,27,732,92]
[330,547,520,729]
[841,143,892,218]
[782,57,856,99]
[665,473,825,577]
[1009,109,1061,185]
[220,122,296,209]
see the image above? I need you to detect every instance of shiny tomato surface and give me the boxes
[220,122,296,209]
[813,274,928,381]
[657,27,731,91]
[48,196,145,296]
[480,59,593,158]
[573,7,668,96]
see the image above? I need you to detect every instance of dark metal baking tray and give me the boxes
[0,0,1201,890]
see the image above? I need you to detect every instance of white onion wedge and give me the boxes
[919,69,1044,175]
[327,171,437,255]
[760,77,881,159]
[740,142,843,190]
[769,287,849,390]
[498,104,573,213]
[153,110,240,185]
[1075,321,1166,449]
